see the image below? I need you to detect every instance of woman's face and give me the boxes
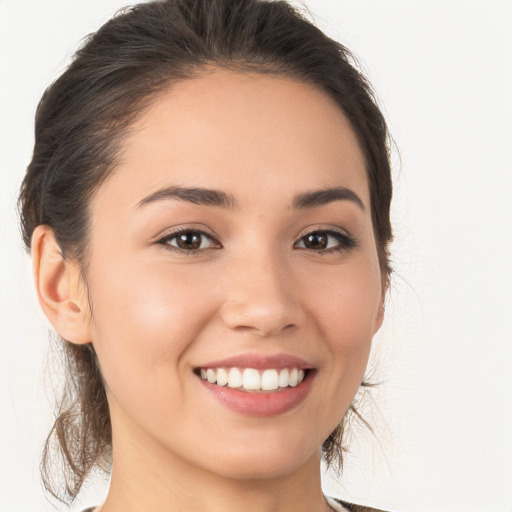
[84,70,384,480]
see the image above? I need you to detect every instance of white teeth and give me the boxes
[216,368,228,387]
[278,368,289,388]
[199,366,307,391]
[228,368,243,388]
[243,368,261,390]
[289,368,299,387]
[261,369,279,390]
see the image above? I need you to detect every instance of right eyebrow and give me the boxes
[135,186,238,209]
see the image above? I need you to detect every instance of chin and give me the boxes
[197,439,320,481]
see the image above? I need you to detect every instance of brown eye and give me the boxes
[176,232,202,250]
[295,230,356,253]
[302,232,328,250]
[160,230,218,252]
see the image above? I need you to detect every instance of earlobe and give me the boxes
[31,225,91,344]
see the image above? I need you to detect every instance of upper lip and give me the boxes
[196,353,314,370]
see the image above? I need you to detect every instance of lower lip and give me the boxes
[198,373,314,417]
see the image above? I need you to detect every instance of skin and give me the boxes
[33,70,385,512]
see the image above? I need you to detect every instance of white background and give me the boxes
[1,1,511,511]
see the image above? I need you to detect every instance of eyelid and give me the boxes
[295,225,352,240]
[153,223,218,241]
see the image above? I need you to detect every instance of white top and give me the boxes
[326,496,350,511]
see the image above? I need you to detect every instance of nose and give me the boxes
[220,248,305,337]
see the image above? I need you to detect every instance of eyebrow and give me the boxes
[136,186,236,209]
[292,187,365,211]
[136,185,365,211]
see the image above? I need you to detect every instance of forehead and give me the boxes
[94,69,369,211]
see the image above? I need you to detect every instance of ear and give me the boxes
[31,225,91,344]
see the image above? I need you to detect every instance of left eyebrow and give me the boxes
[292,187,365,211]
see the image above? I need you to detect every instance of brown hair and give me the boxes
[18,0,392,503]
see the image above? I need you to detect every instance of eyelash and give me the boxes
[156,227,357,255]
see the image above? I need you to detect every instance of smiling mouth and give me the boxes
[194,367,309,392]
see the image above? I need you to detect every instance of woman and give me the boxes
[18,0,392,511]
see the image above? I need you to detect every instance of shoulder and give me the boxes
[328,496,392,512]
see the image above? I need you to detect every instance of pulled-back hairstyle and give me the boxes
[19,0,392,503]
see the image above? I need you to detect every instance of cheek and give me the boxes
[87,256,218,398]
[309,260,382,372]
